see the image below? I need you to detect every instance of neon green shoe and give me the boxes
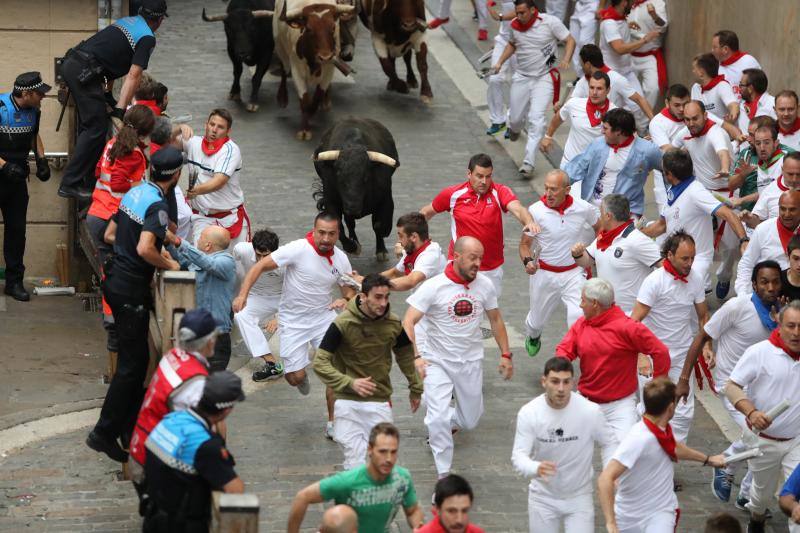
[525,336,541,357]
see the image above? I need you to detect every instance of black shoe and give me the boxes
[252,361,284,382]
[747,520,765,533]
[58,184,93,200]
[86,430,128,462]
[4,282,30,302]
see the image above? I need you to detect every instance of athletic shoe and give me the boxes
[508,130,520,142]
[525,336,541,357]
[735,497,772,518]
[477,29,488,41]
[711,467,734,502]
[252,361,284,382]
[519,163,534,178]
[715,280,731,299]
[427,17,449,29]
[297,376,311,396]
[746,520,765,533]
[325,421,335,441]
[86,430,128,463]
[486,122,506,135]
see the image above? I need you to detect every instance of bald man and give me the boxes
[320,504,358,533]
[168,225,237,371]
[403,236,513,478]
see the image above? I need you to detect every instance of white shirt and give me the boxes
[627,0,667,50]
[406,272,498,362]
[735,217,792,295]
[755,151,786,193]
[558,97,617,166]
[637,267,705,364]
[528,197,599,266]
[270,238,352,322]
[649,110,686,148]
[184,136,245,213]
[672,123,733,190]
[691,80,738,122]
[233,242,284,298]
[779,129,800,152]
[586,225,661,315]
[730,339,800,438]
[593,144,631,206]
[612,421,679,524]
[718,53,761,96]
[508,14,570,78]
[704,294,772,385]
[572,69,636,110]
[660,180,722,266]
[511,394,615,498]
[751,175,789,221]
[496,0,515,40]
[599,18,633,74]
[738,93,777,133]
[393,241,447,286]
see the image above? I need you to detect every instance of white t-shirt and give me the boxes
[612,421,679,525]
[704,294,772,385]
[406,272,498,362]
[572,69,636,110]
[751,175,789,221]
[592,144,631,206]
[270,238,352,322]
[508,14,570,78]
[528,197,599,266]
[637,267,705,364]
[496,0,515,39]
[627,0,667,50]
[559,97,617,165]
[511,394,615,499]
[735,217,792,295]
[737,93,777,133]
[730,339,800,438]
[719,53,762,93]
[599,19,633,74]
[660,180,722,266]
[233,242,284,298]
[586,225,661,315]
[779,130,800,152]
[649,111,686,148]
[755,152,785,192]
[184,136,245,213]
[393,241,447,286]
[690,80,738,122]
[672,123,733,190]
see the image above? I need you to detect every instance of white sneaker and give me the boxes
[325,421,335,441]
[518,163,534,178]
[297,376,311,395]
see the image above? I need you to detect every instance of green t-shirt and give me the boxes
[319,464,417,533]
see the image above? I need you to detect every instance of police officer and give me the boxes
[143,371,245,532]
[58,0,167,200]
[0,72,51,302]
[85,146,183,463]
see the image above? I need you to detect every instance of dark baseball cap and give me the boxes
[139,0,169,18]
[150,145,183,182]
[179,308,220,341]
[14,72,51,94]
[200,371,246,413]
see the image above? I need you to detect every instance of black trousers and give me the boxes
[60,54,108,189]
[0,179,28,284]
[210,332,231,372]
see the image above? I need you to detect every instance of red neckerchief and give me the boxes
[778,175,789,191]
[720,50,746,67]
[584,64,611,81]
[777,218,798,253]
[202,136,230,156]
[659,107,682,122]
[587,98,610,127]
[631,0,647,8]
[510,9,539,31]
[599,6,625,20]
[444,262,471,289]
[745,92,763,121]
[541,194,574,215]
[597,220,633,251]
[769,328,800,360]
[608,134,634,153]
[780,118,800,136]
[663,258,688,283]
[759,148,783,167]
[150,141,163,154]
[642,416,678,462]
[402,240,432,275]
[684,119,715,139]
[305,230,334,265]
[700,75,726,93]
[134,99,161,117]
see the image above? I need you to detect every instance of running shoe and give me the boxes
[711,467,734,502]
[486,122,506,135]
[477,29,488,41]
[252,360,284,382]
[525,336,541,357]
[746,520,765,533]
[428,17,449,29]
[716,280,731,299]
[518,163,534,178]
[325,421,335,441]
[297,376,311,395]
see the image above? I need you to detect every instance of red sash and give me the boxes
[403,240,432,274]
[631,47,667,91]
[642,416,677,462]
[305,230,334,264]
[596,220,632,251]
[538,259,578,272]
[202,136,230,156]
[541,194,573,215]
[193,205,251,240]
[694,354,716,393]
[549,69,561,105]
[587,98,610,127]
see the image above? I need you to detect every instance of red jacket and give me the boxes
[416,518,485,533]
[556,305,669,403]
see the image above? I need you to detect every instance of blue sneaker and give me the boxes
[712,467,734,502]
[486,122,506,135]
[715,280,731,299]
[504,128,511,140]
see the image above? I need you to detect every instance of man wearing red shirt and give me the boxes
[420,153,539,297]
[416,474,485,533]
[556,277,670,446]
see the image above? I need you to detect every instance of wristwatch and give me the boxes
[739,236,750,244]
[522,256,534,266]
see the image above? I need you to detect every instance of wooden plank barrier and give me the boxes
[212,492,260,533]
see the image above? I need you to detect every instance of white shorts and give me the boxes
[278,313,334,373]
[334,399,393,470]
[480,266,504,298]
[617,508,679,533]
[191,212,249,250]
[528,490,593,533]
[234,294,280,358]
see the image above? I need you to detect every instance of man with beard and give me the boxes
[711,30,761,94]
[737,69,776,133]
[416,475,486,533]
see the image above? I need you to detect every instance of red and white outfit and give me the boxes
[649,108,689,211]
[233,242,284,359]
[487,0,517,126]
[430,180,518,296]
[591,135,634,207]
[436,0,488,31]
[671,120,733,191]
[718,50,761,97]
[558,96,616,168]
[525,196,597,339]
[779,119,800,152]
[755,147,787,193]
[572,66,637,111]
[269,234,352,373]
[735,217,796,295]
[738,92,777,133]
[611,419,681,532]
[568,0,602,75]
[691,75,738,122]
[407,266,498,476]
[585,221,661,315]
[636,263,706,443]
[184,135,249,248]
[752,174,791,222]
[88,138,147,221]
[512,393,616,533]
[628,0,668,108]
[556,305,670,445]
[507,10,571,168]
[729,333,800,517]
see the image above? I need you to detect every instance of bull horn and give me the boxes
[335,4,356,14]
[202,8,228,21]
[417,18,428,30]
[314,150,341,161]
[366,151,399,167]
[284,7,304,19]
[252,9,274,17]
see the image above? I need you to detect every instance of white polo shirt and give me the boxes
[672,123,733,191]
[572,69,636,110]
[649,109,685,149]
[233,242,284,298]
[270,238,352,323]
[738,93,777,133]
[406,271,498,362]
[730,339,800,438]
[612,420,679,526]
[690,79,738,122]
[528,197,599,266]
[558,97,617,166]
[719,53,762,94]
[755,150,786,192]
[627,0,667,50]
[394,241,447,287]
[751,175,789,221]
[661,180,722,267]
[184,136,245,213]
[599,18,633,74]
[508,14,570,78]
[586,224,661,315]
[704,294,772,385]
[779,124,800,152]
[735,217,793,295]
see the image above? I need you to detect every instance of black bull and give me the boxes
[313,118,400,261]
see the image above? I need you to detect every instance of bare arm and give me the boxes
[608,30,659,56]
[629,92,655,120]
[629,301,651,322]
[492,41,517,73]
[104,219,118,245]
[506,199,539,234]
[232,255,279,311]
[402,306,427,379]
[676,329,712,401]
[598,459,627,533]
[640,217,666,238]
[715,205,747,241]
[287,483,324,533]
[404,503,424,529]
[541,113,565,152]
[222,477,245,493]
[675,441,725,466]
[717,150,732,175]
[570,242,595,269]
[188,172,230,197]
[137,231,179,271]
[419,203,437,221]
[486,307,513,380]
[559,35,576,69]
[386,270,427,292]
[116,65,143,110]
[519,231,539,275]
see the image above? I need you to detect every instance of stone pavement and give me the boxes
[0,1,789,531]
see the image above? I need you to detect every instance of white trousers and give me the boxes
[190,213,249,250]
[715,221,740,284]
[234,294,280,358]
[509,72,555,167]
[618,509,678,533]
[631,54,661,109]
[747,435,800,516]
[424,358,484,475]
[596,393,639,456]
[438,0,488,28]
[721,394,753,498]
[528,490,593,533]
[620,71,650,135]
[481,265,504,298]
[524,267,585,339]
[569,6,599,76]
[334,399,393,470]
[652,170,667,215]
[692,256,712,293]
[668,364,694,443]
[545,0,568,22]
[488,36,516,125]
[278,314,332,373]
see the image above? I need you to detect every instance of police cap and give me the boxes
[14,72,51,94]
[199,371,246,413]
[139,0,169,19]
[150,145,183,182]
[179,308,220,342]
